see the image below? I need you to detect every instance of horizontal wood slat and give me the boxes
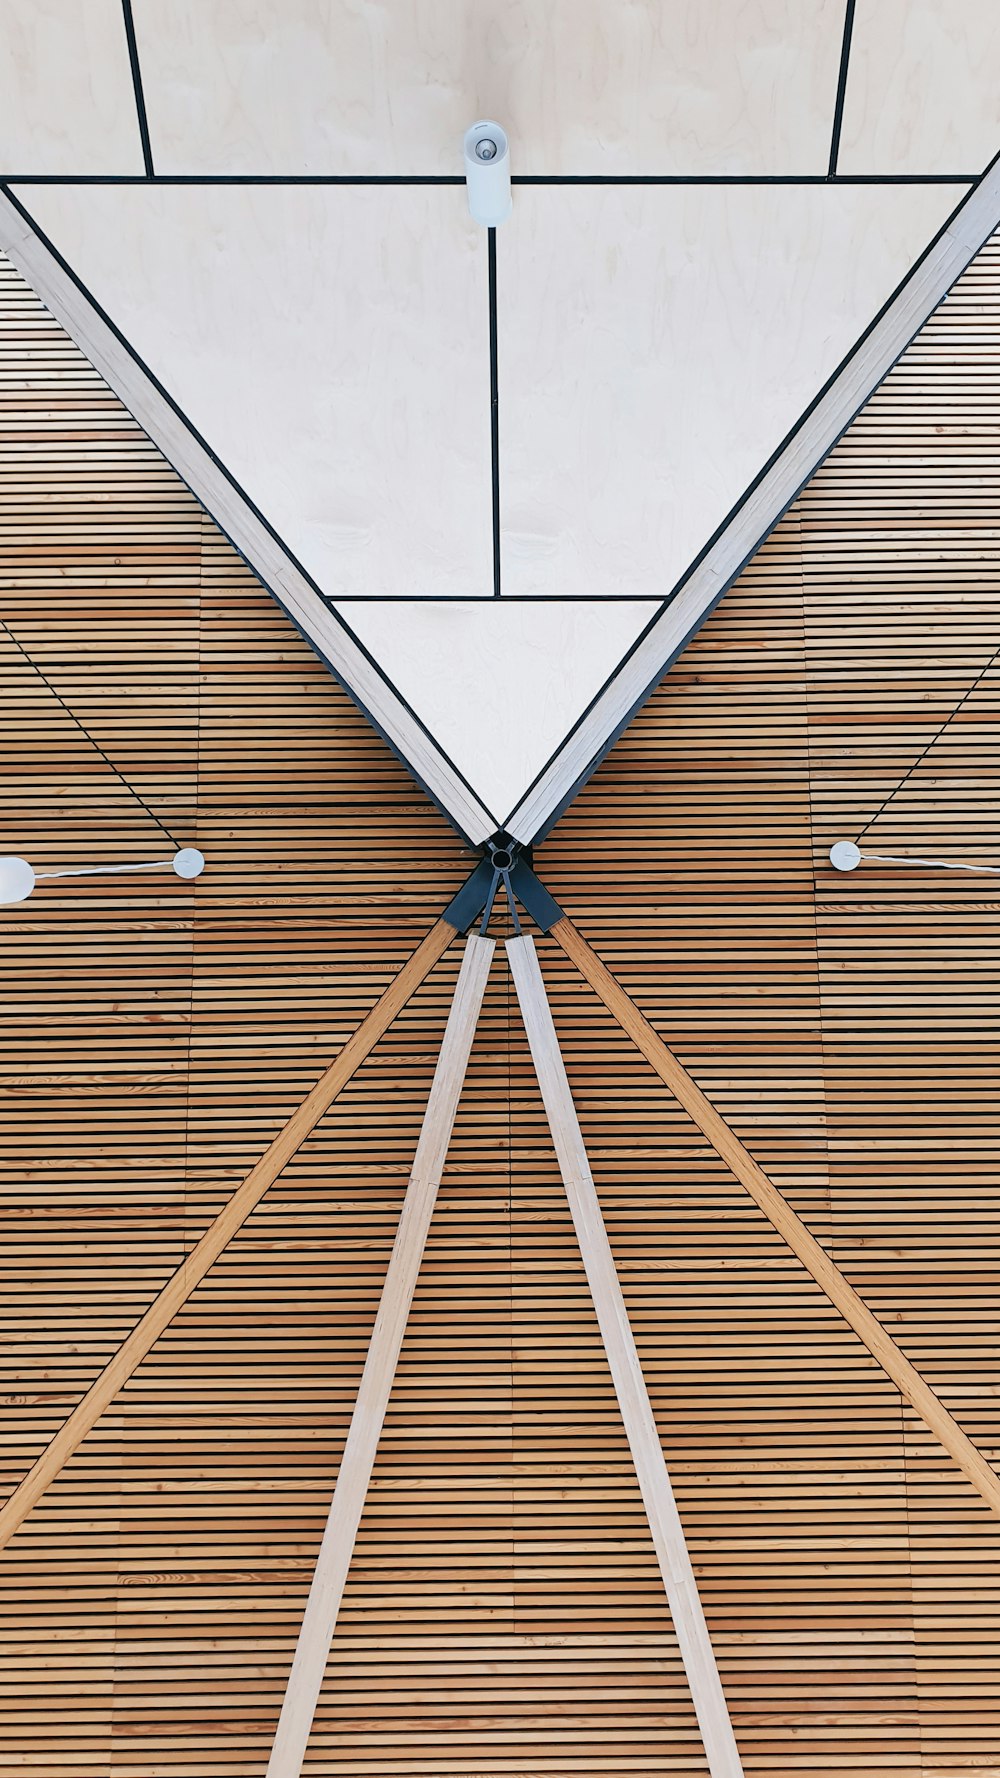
[1,222,1000,1778]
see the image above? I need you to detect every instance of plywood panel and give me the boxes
[338,600,661,826]
[498,183,957,600]
[0,0,143,175]
[12,184,494,605]
[133,0,845,177]
[840,0,1000,176]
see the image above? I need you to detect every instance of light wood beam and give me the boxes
[265,932,495,1778]
[0,914,458,1552]
[506,933,745,1778]
[552,914,1000,1516]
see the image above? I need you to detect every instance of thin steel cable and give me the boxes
[0,616,179,846]
[857,635,1000,843]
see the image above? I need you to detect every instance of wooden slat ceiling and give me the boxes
[0,215,999,1778]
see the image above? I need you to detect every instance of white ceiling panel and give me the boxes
[0,0,143,174]
[338,600,660,824]
[6,158,990,840]
[497,183,960,599]
[132,0,844,176]
[839,0,1000,176]
[14,184,494,601]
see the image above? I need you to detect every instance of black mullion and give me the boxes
[828,0,857,177]
[121,0,154,177]
[488,227,501,597]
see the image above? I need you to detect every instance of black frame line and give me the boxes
[0,173,979,187]
[503,144,1000,842]
[0,615,180,846]
[488,228,501,597]
[856,635,1000,844]
[828,0,857,178]
[0,185,498,846]
[121,1,154,179]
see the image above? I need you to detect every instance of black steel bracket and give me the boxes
[442,847,564,937]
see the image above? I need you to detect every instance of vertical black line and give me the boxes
[122,0,154,178]
[828,0,857,177]
[488,227,501,597]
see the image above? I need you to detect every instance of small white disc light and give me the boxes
[829,841,861,872]
[173,848,205,880]
[0,855,36,905]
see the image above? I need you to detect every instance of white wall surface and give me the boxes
[16,184,495,601]
[841,1,1000,175]
[129,0,844,176]
[340,599,660,822]
[498,183,960,599]
[0,0,143,173]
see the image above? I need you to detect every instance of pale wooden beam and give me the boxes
[506,933,744,1778]
[0,912,461,1553]
[552,914,1000,1517]
[265,932,495,1778]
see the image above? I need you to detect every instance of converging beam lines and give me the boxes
[507,932,745,1778]
[551,913,1000,1517]
[0,905,469,1551]
[265,934,495,1778]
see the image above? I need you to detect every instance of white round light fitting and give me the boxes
[172,847,205,880]
[0,855,36,905]
[829,841,862,872]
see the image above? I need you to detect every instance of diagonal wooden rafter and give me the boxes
[265,932,495,1778]
[0,880,492,1553]
[508,932,744,1778]
[549,911,1000,1516]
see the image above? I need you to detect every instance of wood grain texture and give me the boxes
[131,0,844,178]
[498,184,957,601]
[552,912,1000,1514]
[841,0,1000,177]
[266,934,494,1778]
[0,914,456,1554]
[0,0,143,175]
[2,216,1000,1775]
[508,932,744,1778]
[339,599,661,827]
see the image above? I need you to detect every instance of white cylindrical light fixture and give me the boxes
[464,120,511,227]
